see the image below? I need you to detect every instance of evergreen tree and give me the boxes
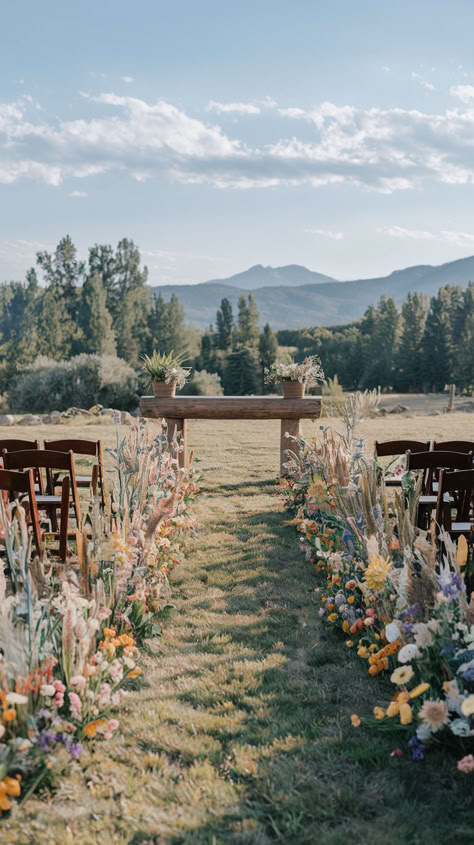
[422,286,458,391]
[216,297,234,349]
[116,285,152,364]
[359,298,399,388]
[238,293,260,347]
[148,293,186,357]
[454,282,474,390]
[396,292,427,391]
[259,323,279,391]
[79,273,116,355]
[222,348,259,395]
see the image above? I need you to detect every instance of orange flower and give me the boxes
[342,620,350,633]
[128,668,142,679]
[3,708,16,722]
[351,714,361,727]
[83,719,108,739]
[0,776,21,813]
[347,596,355,604]
[327,613,338,622]
[103,627,116,638]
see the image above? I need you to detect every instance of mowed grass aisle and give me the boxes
[5,416,474,845]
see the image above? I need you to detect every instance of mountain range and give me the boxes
[153,255,474,329]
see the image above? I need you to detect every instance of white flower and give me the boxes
[398,644,419,663]
[385,622,401,643]
[39,684,56,697]
[450,718,472,737]
[6,692,28,705]
[414,623,434,650]
[416,722,433,741]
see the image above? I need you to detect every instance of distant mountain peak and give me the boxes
[201,263,337,290]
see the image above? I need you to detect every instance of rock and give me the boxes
[121,411,134,425]
[388,404,409,415]
[101,408,115,416]
[18,414,42,426]
[89,404,103,414]
[42,412,63,424]
[428,411,442,416]
[376,407,388,415]
[65,407,93,417]
[0,414,14,426]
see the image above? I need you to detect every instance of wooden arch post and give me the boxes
[140,396,322,475]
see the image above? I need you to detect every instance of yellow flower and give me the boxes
[364,555,392,593]
[83,718,108,739]
[390,665,414,686]
[373,706,386,720]
[128,668,142,679]
[399,702,413,725]
[461,695,474,718]
[347,595,355,604]
[386,700,400,718]
[327,613,338,622]
[409,683,430,699]
[345,640,354,648]
[342,621,350,633]
[351,714,361,727]
[307,475,327,500]
[357,646,370,658]
[457,535,468,568]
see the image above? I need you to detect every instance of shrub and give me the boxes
[179,369,223,396]
[8,354,139,412]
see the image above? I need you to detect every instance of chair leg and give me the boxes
[91,464,99,498]
[59,477,70,562]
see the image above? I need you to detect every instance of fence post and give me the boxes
[447,383,456,413]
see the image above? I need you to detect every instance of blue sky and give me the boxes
[2,0,474,284]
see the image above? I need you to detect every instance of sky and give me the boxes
[2,0,474,285]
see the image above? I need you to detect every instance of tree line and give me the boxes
[278,286,473,393]
[0,234,472,397]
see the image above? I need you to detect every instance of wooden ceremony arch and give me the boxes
[140,396,322,475]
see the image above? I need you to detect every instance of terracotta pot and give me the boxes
[152,380,177,398]
[280,380,305,399]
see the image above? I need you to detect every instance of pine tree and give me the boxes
[80,273,116,355]
[396,292,427,391]
[454,282,474,390]
[216,298,234,349]
[238,293,260,347]
[359,298,399,388]
[259,323,279,391]
[222,348,259,395]
[422,286,458,391]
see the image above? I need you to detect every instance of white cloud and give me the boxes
[379,226,474,248]
[411,72,436,91]
[379,226,436,240]
[121,76,134,83]
[450,84,474,103]
[3,92,474,193]
[305,228,344,240]
[441,230,474,246]
[68,190,88,197]
[206,100,260,114]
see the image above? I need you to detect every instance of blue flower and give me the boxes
[408,736,425,761]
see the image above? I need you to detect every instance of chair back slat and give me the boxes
[407,450,473,471]
[44,439,98,457]
[433,441,474,455]
[0,439,40,453]
[375,440,431,457]
[0,468,43,556]
[0,467,31,493]
[3,449,74,471]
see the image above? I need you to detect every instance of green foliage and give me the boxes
[141,349,191,388]
[215,297,234,350]
[8,354,138,412]
[179,369,223,396]
[259,323,279,392]
[238,293,260,348]
[222,348,260,395]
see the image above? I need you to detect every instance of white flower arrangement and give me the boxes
[264,355,325,386]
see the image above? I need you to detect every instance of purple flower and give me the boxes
[38,730,55,750]
[68,742,84,759]
[55,732,67,745]
[408,736,425,761]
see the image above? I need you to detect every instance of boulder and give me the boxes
[121,411,134,425]
[0,414,14,426]
[387,404,409,415]
[18,414,42,426]
[42,412,63,425]
[101,408,115,416]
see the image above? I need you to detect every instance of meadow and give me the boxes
[3,410,474,844]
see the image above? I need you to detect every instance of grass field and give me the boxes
[3,411,474,844]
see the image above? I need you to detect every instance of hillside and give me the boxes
[153,255,474,328]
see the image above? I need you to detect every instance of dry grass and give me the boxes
[3,412,474,844]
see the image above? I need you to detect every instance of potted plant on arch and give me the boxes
[141,350,192,398]
[264,355,325,398]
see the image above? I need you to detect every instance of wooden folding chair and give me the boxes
[0,439,43,491]
[375,440,432,486]
[44,438,105,506]
[2,449,81,534]
[0,468,70,561]
[435,469,474,541]
[433,441,474,461]
[407,450,473,529]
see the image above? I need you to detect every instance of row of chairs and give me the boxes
[375,439,474,538]
[0,437,105,562]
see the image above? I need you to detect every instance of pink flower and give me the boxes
[70,675,86,691]
[54,693,64,708]
[68,692,82,719]
[53,680,66,694]
[108,719,119,731]
[457,754,474,773]
[390,748,403,757]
